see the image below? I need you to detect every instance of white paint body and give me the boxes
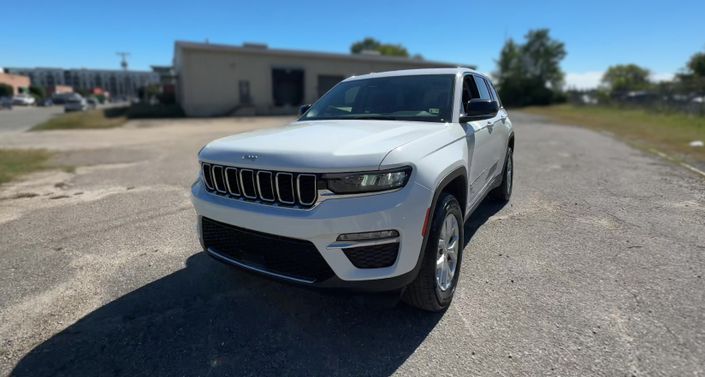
[192,68,513,285]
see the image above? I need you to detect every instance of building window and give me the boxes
[271,68,304,107]
[317,75,344,98]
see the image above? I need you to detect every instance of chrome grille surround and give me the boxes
[296,174,317,206]
[256,171,275,202]
[224,167,240,196]
[211,165,227,194]
[202,162,318,208]
[201,163,214,191]
[239,169,257,199]
[275,172,295,204]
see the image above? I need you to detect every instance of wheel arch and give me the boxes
[424,166,467,236]
[508,131,515,150]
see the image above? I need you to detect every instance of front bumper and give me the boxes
[191,178,432,291]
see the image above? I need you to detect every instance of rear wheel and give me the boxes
[403,193,464,312]
[490,147,513,202]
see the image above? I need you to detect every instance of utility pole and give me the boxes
[116,52,130,71]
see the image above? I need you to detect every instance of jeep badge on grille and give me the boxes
[242,154,259,161]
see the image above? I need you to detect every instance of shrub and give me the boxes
[29,86,45,99]
[0,83,13,97]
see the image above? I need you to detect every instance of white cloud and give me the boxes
[651,72,675,82]
[564,71,676,90]
[564,71,603,90]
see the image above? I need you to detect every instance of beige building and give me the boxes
[174,41,470,117]
[0,72,30,95]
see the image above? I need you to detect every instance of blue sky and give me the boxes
[2,0,704,88]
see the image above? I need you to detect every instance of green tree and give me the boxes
[350,37,409,57]
[676,51,705,93]
[686,52,705,77]
[601,64,651,94]
[0,83,12,97]
[29,86,46,99]
[493,29,567,106]
[521,29,566,91]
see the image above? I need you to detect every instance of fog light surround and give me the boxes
[336,230,399,242]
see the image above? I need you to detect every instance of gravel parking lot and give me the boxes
[0,112,703,376]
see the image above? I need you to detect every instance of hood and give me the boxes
[199,119,447,172]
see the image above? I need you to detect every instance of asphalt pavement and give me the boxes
[0,112,703,376]
[0,106,63,133]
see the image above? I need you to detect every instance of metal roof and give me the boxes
[175,41,474,69]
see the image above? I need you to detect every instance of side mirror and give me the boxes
[459,99,499,123]
[299,104,312,115]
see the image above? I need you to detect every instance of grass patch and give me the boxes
[31,103,184,131]
[31,108,128,131]
[522,104,705,162]
[0,149,53,185]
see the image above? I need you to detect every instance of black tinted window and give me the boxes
[473,76,491,100]
[302,74,455,123]
[485,79,502,107]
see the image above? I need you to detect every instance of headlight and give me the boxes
[323,167,412,194]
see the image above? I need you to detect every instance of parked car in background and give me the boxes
[38,98,54,107]
[0,96,12,110]
[51,93,69,105]
[12,94,36,106]
[86,97,99,109]
[64,96,89,112]
[51,92,81,105]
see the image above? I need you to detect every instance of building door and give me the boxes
[271,68,304,106]
[317,75,344,98]
[239,80,251,105]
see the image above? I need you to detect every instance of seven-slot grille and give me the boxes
[201,162,317,208]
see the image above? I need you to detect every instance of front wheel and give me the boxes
[402,193,464,312]
[490,147,513,202]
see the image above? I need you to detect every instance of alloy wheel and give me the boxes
[436,213,460,291]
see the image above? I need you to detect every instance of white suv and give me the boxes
[192,68,514,311]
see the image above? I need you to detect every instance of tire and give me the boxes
[402,193,464,312]
[490,147,513,202]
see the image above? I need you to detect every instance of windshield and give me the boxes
[301,74,455,123]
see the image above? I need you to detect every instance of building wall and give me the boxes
[48,85,73,95]
[0,72,30,95]
[176,46,460,117]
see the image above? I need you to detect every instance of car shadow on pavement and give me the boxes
[11,252,443,377]
[463,199,507,248]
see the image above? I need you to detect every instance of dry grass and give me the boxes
[31,109,127,131]
[0,149,53,185]
[523,105,705,162]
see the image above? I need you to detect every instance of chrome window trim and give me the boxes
[256,171,275,202]
[275,172,295,204]
[201,163,214,191]
[297,174,317,206]
[224,167,240,196]
[239,169,257,199]
[211,165,227,194]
